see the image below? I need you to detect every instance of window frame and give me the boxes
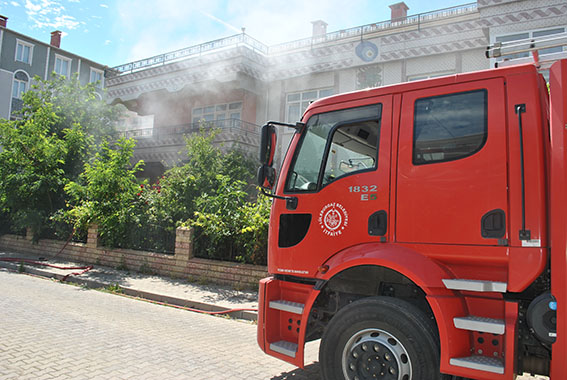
[89,67,104,88]
[15,39,34,64]
[54,54,72,77]
[412,89,488,166]
[491,27,566,65]
[284,103,382,194]
[12,71,29,100]
[12,78,27,99]
[286,88,334,123]
[192,101,242,124]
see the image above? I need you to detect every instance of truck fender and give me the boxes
[316,242,469,368]
[319,242,453,295]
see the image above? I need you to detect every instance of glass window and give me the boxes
[15,41,33,64]
[495,28,565,61]
[285,104,381,192]
[322,120,380,186]
[89,68,103,88]
[192,102,243,125]
[12,72,29,99]
[55,56,71,77]
[286,88,334,122]
[15,40,33,65]
[320,89,334,98]
[413,90,487,165]
[533,28,565,55]
[12,80,26,99]
[287,93,300,102]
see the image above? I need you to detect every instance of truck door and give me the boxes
[271,96,392,276]
[396,79,508,246]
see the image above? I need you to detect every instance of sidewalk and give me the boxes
[0,249,259,321]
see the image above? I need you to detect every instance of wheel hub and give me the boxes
[342,329,412,380]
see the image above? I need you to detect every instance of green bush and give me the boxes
[189,176,270,265]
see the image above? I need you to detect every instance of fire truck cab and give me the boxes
[257,34,567,380]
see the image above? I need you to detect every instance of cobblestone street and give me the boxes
[0,269,320,380]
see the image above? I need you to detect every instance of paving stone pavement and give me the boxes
[0,257,548,380]
[0,269,320,380]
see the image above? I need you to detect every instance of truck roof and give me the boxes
[307,63,540,114]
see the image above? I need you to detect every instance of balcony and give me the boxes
[106,2,478,77]
[115,119,261,168]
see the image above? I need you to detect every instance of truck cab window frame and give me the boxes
[284,104,382,193]
[412,89,487,165]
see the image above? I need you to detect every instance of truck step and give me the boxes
[450,356,504,374]
[454,316,505,334]
[270,340,298,358]
[442,279,507,293]
[269,300,305,315]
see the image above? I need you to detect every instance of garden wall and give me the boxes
[0,226,267,288]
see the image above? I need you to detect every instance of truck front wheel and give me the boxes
[319,296,442,380]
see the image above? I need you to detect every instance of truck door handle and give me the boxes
[481,209,506,238]
[369,211,387,236]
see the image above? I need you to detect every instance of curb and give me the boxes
[0,260,258,322]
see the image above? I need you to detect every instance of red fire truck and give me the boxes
[256,34,567,379]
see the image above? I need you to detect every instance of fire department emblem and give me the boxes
[319,202,349,237]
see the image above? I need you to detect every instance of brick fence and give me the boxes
[0,226,267,288]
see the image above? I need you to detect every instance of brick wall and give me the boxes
[0,226,267,288]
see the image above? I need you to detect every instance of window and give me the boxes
[54,55,71,77]
[356,65,382,89]
[494,27,565,61]
[322,120,380,186]
[15,40,33,64]
[285,104,381,192]
[192,102,242,124]
[90,68,103,88]
[12,71,29,99]
[413,90,487,165]
[286,88,334,122]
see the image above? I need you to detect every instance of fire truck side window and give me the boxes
[413,90,487,165]
[322,120,380,186]
[285,104,381,192]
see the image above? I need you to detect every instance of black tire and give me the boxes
[319,296,443,380]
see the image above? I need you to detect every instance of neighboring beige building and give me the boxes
[105,0,567,178]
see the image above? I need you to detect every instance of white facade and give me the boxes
[105,0,567,171]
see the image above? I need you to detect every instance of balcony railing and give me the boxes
[106,34,269,76]
[116,118,260,139]
[107,3,477,77]
[269,3,478,54]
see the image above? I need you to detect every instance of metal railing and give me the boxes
[269,3,478,54]
[107,34,269,76]
[107,3,477,77]
[115,118,260,139]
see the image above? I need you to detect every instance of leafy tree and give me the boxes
[0,74,121,238]
[63,138,144,247]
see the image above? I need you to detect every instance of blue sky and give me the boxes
[0,0,465,67]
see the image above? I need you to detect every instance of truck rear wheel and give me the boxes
[319,296,442,380]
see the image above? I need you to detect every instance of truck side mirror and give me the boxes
[257,164,276,190]
[259,124,276,167]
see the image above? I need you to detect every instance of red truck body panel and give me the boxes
[258,60,566,379]
[549,59,567,379]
